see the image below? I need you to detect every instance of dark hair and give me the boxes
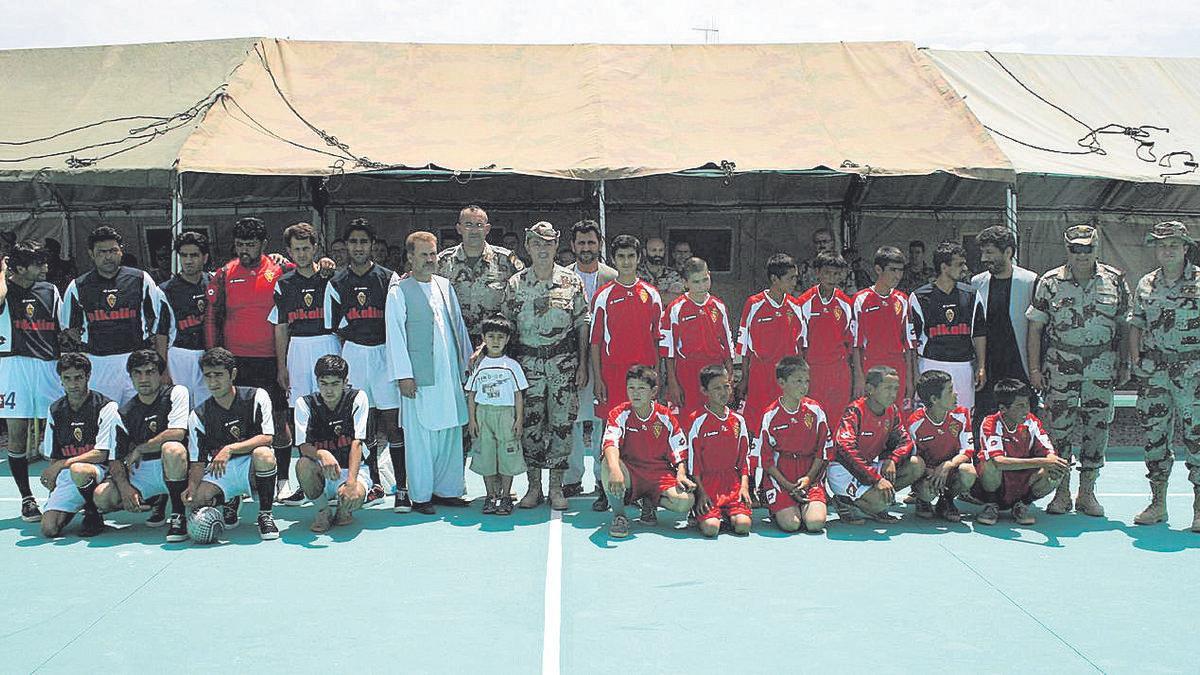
[610,233,641,257]
[174,230,210,255]
[626,364,658,388]
[343,218,375,242]
[9,240,48,269]
[698,364,729,390]
[480,315,515,340]
[57,352,92,376]
[232,217,268,242]
[766,253,797,281]
[283,222,318,247]
[994,378,1032,409]
[125,348,166,374]
[909,240,926,250]
[873,246,906,269]
[775,355,809,382]
[814,251,848,270]
[314,354,350,380]
[976,225,1017,258]
[932,241,965,278]
[331,238,346,247]
[681,257,708,277]
[865,364,898,388]
[88,225,123,250]
[811,228,834,243]
[915,370,953,406]
[199,347,238,375]
[571,219,602,242]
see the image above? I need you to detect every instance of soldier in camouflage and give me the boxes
[1129,221,1200,531]
[637,237,684,302]
[1026,224,1132,517]
[502,221,590,510]
[436,205,525,343]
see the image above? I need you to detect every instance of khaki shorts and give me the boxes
[469,404,526,477]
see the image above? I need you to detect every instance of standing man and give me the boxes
[1026,224,1131,517]
[671,239,693,275]
[0,243,63,522]
[156,231,212,406]
[796,251,856,420]
[502,222,589,510]
[386,231,472,515]
[1129,221,1200,530]
[797,228,856,294]
[62,226,163,406]
[564,220,616,500]
[971,225,1038,439]
[900,240,934,293]
[329,239,349,268]
[436,205,525,345]
[637,237,684,303]
[908,241,986,411]
[851,246,914,406]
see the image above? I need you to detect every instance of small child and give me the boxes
[465,315,529,516]
[686,364,753,537]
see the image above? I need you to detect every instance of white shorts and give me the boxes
[168,347,209,407]
[202,454,254,501]
[342,341,399,411]
[917,357,976,411]
[87,352,137,406]
[320,467,373,502]
[287,334,342,407]
[44,465,109,513]
[0,356,63,418]
[827,458,884,501]
[128,458,168,500]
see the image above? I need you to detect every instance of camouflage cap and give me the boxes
[526,221,559,242]
[1064,224,1098,246]
[1146,220,1195,246]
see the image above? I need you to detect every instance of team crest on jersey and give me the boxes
[949,422,960,436]
[946,308,955,323]
[652,422,663,438]
[731,418,741,437]
[148,419,158,433]
[804,412,814,429]
[709,307,720,323]
[893,299,902,315]
[264,269,277,283]
[230,424,241,439]
[106,292,117,308]
[73,427,83,442]
[333,423,343,436]
[196,297,206,313]
[303,292,314,308]
[356,291,367,307]
[24,303,34,318]
[834,307,843,321]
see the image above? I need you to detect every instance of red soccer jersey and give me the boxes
[737,291,803,362]
[591,279,663,366]
[979,412,1053,461]
[660,293,734,362]
[757,397,834,480]
[833,397,914,484]
[686,407,750,490]
[602,401,687,471]
[907,406,975,465]
[796,286,853,365]
[205,255,290,358]
[851,287,913,360]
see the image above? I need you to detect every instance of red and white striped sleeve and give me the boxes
[756,405,778,469]
[735,412,751,477]
[589,282,614,350]
[601,406,629,455]
[685,411,706,475]
[664,409,688,466]
[714,297,734,359]
[979,413,1005,460]
[737,296,759,357]
[953,408,976,461]
[1026,414,1054,457]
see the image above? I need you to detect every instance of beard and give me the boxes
[647,255,665,266]
[576,250,597,264]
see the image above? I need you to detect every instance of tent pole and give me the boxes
[171,171,184,274]
[597,179,607,243]
[1005,183,1018,263]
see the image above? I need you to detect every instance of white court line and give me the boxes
[542,509,563,675]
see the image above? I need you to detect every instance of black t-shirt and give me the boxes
[269,269,332,338]
[294,387,370,468]
[909,282,984,362]
[46,391,120,460]
[64,266,161,356]
[0,279,61,360]
[158,273,211,350]
[187,386,273,463]
[985,276,1027,383]
[325,263,396,346]
[117,384,190,461]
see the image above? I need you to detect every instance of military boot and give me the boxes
[548,469,569,511]
[1075,469,1105,517]
[519,469,544,509]
[1134,480,1168,525]
[1045,471,1073,514]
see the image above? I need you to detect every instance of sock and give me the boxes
[166,479,187,515]
[8,452,33,498]
[607,487,629,518]
[367,448,382,486]
[389,442,407,489]
[274,447,292,482]
[78,477,99,515]
[255,468,277,513]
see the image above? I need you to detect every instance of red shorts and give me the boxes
[970,466,1036,509]
[696,484,753,523]
[627,464,679,502]
[764,475,828,513]
[807,361,851,421]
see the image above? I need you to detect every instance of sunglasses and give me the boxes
[1067,244,1095,254]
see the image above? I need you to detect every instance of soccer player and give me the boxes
[0,243,63,522]
[661,257,734,422]
[909,242,986,411]
[796,251,856,421]
[156,231,212,406]
[38,353,121,538]
[828,365,925,523]
[270,223,342,505]
[851,246,915,407]
[907,370,977,522]
[62,225,163,405]
[599,365,695,538]
[973,379,1069,526]
[687,365,752,537]
[93,350,191,542]
[736,253,803,438]
[591,234,663,422]
[758,357,833,533]
[325,219,406,510]
[187,347,280,540]
[293,355,371,532]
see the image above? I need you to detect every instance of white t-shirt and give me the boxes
[465,355,529,407]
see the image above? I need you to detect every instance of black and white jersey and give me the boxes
[62,266,162,356]
[116,384,190,462]
[268,269,332,338]
[325,263,397,346]
[187,386,274,463]
[42,391,121,461]
[294,387,370,468]
[157,273,211,350]
[908,282,985,362]
[0,279,61,360]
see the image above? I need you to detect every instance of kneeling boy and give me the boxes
[908,370,977,522]
[686,365,752,537]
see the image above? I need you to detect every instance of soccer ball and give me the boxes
[187,506,225,545]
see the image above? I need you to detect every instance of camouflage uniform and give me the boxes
[503,263,588,470]
[637,262,685,298]
[899,263,935,294]
[437,243,524,340]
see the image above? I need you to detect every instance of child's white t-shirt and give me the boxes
[465,355,529,407]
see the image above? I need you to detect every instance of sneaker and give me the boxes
[638,497,658,524]
[393,489,413,513]
[867,510,901,523]
[936,496,962,522]
[257,512,280,540]
[902,492,918,505]
[20,496,42,523]
[562,482,584,498]
[222,496,242,528]
[145,495,168,527]
[79,511,105,537]
[591,491,610,512]
[482,496,499,515]
[275,480,291,500]
[1012,501,1036,526]
[496,496,514,516]
[310,509,333,533]
[279,487,308,507]
[833,497,865,525]
[915,500,935,519]
[976,503,999,526]
[165,513,188,542]
[333,506,354,526]
[364,484,386,507]
[609,512,631,538]
[413,501,436,515]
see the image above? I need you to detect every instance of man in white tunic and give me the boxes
[386,232,472,515]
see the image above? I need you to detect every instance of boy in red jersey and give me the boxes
[908,370,977,522]
[851,246,915,407]
[591,235,663,422]
[736,253,803,436]
[758,357,833,533]
[661,257,734,421]
[686,365,752,537]
[828,365,925,523]
[973,378,1068,526]
[600,365,695,538]
[796,251,857,420]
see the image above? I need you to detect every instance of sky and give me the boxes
[2,0,1198,56]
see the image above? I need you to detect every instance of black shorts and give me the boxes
[234,356,288,411]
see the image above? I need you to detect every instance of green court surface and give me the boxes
[2,449,1197,674]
